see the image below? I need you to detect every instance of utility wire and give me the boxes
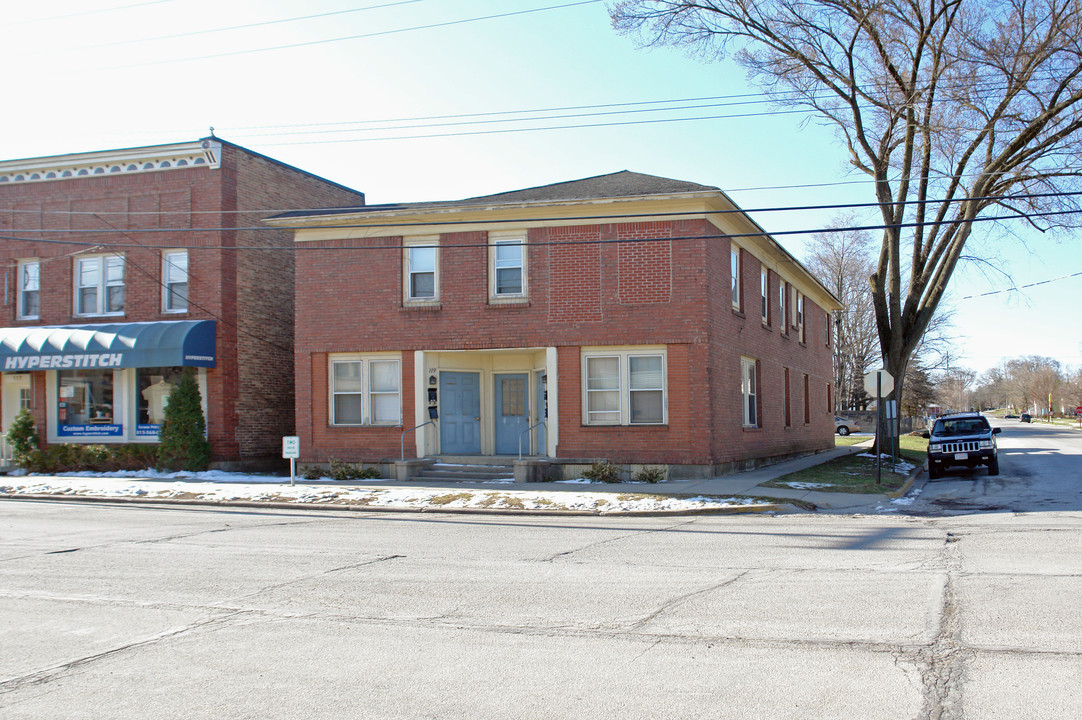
[3,206,1080,251]
[103,0,604,70]
[959,270,1082,300]
[5,188,1080,227]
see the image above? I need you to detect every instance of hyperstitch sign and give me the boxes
[4,354,125,370]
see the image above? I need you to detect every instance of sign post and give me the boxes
[864,370,896,485]
[282,436,300,486]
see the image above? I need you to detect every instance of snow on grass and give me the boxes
[0,470,770,514]
[774,481,836,490]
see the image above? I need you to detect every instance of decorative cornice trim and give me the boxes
[0,140,221,186]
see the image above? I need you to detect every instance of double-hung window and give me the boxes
[76,255,124,316]
[17,260,39,320]
[760,268,769,325]
[489,231,526,301]
[330,355,401,425]
[404,237,438,303]
[797,293,806,343]
[779,281,788,333]
[162,250,188,312]
[731,247,741,310]
[741,357,758,428]
[583,348,666,425]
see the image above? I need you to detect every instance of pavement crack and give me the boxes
[215,554,405,605]
[628,570,751,631]
[542,518,699,562]
[915,536,968,720]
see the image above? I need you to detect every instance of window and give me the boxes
[75,255,124,316]
[760,268,769,325]
[57,369,119,437]
[330,355,401,425]
[779,281,789,334]
[17,260,39,319]
[804,374,811,424]
[731,247,741,310]
[797,293,806,342]
[741,357,758,428]
[784,367,792,427]
[162,251,188,312]
[490,232,526,300]
[403,237,438,302]
[583,348,666,425]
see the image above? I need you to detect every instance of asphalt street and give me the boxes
[3,453,1082,720]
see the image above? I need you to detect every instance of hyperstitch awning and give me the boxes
[0,320,216,370]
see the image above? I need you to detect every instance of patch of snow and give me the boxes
[776,482,835,490]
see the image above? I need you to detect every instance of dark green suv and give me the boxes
[922,412,1002,479]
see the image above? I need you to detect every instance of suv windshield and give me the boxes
[932,417,990,436]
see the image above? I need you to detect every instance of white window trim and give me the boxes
[403,236,439,305]
[730,247,741,310]
[488,230,528,303]
[582,347,667,426]
[741,356,758,428]
[162,250,188,313]
[74,254,125,317]
[797,293,806,343]
[17,259,40,320]
[328,353,402,426]
[760,267,769,325]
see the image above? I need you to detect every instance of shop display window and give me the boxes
[136,367,184,437]
[57,369,120,438]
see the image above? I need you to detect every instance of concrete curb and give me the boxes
[0,491,810,517]
[885,462,926,499]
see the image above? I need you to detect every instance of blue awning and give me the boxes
[0,320,216,371]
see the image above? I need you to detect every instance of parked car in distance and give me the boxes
[922,412,1001,479]
[835,417,859,436]
[1004,413,1018,419]
[1020,413,1032,423]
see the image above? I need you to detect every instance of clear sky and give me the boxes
[3,0,1079,375]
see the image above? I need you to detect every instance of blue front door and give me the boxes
[495,374,529,455]
[440,372,481,455]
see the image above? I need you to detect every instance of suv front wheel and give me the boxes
[988,457,1000,476]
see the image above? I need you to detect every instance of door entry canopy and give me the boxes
[0,320,216,370]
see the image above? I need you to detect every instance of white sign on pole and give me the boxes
[282,436,300,459]
[863,369,895,396]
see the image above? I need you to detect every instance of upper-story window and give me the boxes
[403,236,438,304]
[162,250,188,313]
[75,255,124,316]
[730,247,741,310]
[489,231,527,301]
[779,280,788,334]
[797,293,806,343]
[760,268,769,325]
[17,260,40,319]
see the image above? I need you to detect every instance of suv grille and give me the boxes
[941,441,980,453]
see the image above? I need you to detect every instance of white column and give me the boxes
[546,346,558,457]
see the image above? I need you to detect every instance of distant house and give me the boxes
[269,171,842,479]
[0,138,365,468]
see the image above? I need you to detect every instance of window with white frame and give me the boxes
[797,293,806,342]
[730,247,741,310]
[779,281,788,333]
[583,348,666,425]
[75,255,124,316]
[760,268,769,325]
[330,355,401,425]
[404,238,438,302]
[17,260,39,319]
[490,232,526,300]
[162,250,188,312]
[741,357,758,428]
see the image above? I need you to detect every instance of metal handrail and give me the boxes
[401,420,434,461]
[518,420,547,460]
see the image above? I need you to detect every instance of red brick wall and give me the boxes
[0,147,364,463]
[294,216,834,467]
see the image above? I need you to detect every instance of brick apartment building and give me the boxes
[271,171,843,480]
[0,138,364,467]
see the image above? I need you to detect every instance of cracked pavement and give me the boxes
[2,499,1081,719]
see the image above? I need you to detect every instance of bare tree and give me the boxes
[803,214,878,410]
[1004,355,1063,415]
[934,365,977,413]
[612,0,1082,447]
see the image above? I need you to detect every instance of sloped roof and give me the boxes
[270,171,719,219]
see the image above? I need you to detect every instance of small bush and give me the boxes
[301,465,323,480]
[583,460,621,483]
[6,409,39,461]
[326,459,381,481]
[156,371,210,472]
[633,466,667,484]
[17,443,159,474]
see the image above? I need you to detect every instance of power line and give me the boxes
[959,270,1082,300]
[102,0,605,70]
[3,206,1080,251]
[67,1,425,52]
[5,188,1080,226]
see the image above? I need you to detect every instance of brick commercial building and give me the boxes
[271,172,843,480]
[0,138,364,468]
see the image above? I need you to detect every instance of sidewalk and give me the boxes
[0,439,921,515]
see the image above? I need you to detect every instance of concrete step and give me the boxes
[413,462,515,483]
